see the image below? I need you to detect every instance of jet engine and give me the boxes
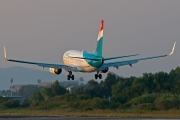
[100,68,109,73]
[49,68,62,75]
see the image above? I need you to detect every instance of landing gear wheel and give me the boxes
[99,74,102,79]
[67,75,70,80]
[95,74,98,79]
[72,75,74,80]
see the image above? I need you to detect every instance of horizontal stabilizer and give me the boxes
[69,56,102,61]
[104,54,140,61]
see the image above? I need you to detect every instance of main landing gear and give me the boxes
[67,71,74,80]
[95,72,102,79]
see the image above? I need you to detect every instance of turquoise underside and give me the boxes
[83,52,103,68]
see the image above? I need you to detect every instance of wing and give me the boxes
[100,42,176,70]
[4,47,77,71]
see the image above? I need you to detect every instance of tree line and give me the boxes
[0,66,180,111]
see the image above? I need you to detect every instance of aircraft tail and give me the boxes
[92,20,104,56]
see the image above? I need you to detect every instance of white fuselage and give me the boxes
[63,50,98,72]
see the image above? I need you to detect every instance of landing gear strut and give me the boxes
[95,72,102,79]
[67,71,74,80]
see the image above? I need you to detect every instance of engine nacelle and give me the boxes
[100,68,109,73]
[49,68,62,75]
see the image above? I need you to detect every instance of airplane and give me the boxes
[4,20,176,80]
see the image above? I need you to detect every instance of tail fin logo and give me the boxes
[97,20,104,41]
[93,20,104,56]
[99,20,103,31]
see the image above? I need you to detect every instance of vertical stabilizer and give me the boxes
[92,20,104,56]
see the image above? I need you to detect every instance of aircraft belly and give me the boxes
[78,63,97,72]
[63,50,98,72]
[63,57,97,72]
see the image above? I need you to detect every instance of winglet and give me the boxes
[169,42,176,55]
[4,46,8,60]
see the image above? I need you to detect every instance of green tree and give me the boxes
[51,80,67,96]
[3,99,20,108]
[102,72,118,97]
[172,80,180,94]
[86,80,100,98]
[41,80,66,100]
[21,99,30,108]
[73,86,86,95]
[153,72,169,92]
[19,85,40,99]
[142,73,155,93]
[42,87,53,100]
[112,81,128,103]
[30,91,44,105]
[169,67,180,94]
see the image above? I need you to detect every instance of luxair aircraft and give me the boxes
[4,20,176,80]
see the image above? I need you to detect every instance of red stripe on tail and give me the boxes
[99,20,104,31]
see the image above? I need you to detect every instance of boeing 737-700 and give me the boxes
[4,20,176,80]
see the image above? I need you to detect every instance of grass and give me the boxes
[0,108,180,118]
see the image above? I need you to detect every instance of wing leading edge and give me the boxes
[100,42,176,70]
[3,47,77,71]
